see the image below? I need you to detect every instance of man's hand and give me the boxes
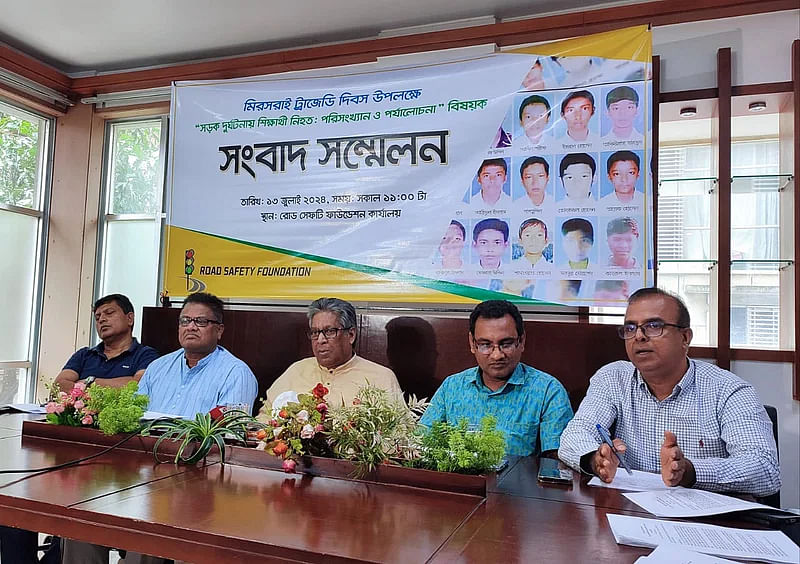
[591,439,627,483]
[660,430,696,487]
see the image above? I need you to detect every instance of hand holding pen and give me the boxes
[592,424,633,482]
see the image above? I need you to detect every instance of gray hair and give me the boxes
[307,297,357,330]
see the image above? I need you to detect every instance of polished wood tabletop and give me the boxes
[0,416,691,563]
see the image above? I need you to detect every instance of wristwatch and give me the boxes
[83,376,96,387]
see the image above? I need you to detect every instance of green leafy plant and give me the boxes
[414,416,506,474]
[143,410,254,465]
[326,384,428,477]
[86,381,149,435]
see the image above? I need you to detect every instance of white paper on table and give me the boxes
[634,544,740,563]
[588,470,670,491]
[623,488,772,517]
[607,513,800,564]
[1,403,47,414]
[140,411,183,420]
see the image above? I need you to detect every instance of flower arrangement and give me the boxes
[257,382,332,472]
[45,382,96,427]
[324,384,428,477]
[45,381,149,435]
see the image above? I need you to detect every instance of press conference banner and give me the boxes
[164,25,653,305]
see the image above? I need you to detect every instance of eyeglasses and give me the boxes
[617,320,687,340]
[178,316,221,327]
[307,327,351,340]
[474,339,520,355]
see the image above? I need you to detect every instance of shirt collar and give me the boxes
[471,362,526,393]
[183,345,222,370]
[317,353,358,374]
[91,337,140,356]
[634,357,695,399]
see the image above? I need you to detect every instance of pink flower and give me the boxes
[269,419,279,427]
[53,404,65,414]
[314,424,324,433]
[300,424,315,439]
[282,459,297,473]
[73,400,84,410]
[70,387,84,399]
[352,398,361,405]
[316,403,327,414]
[45,402,58,414]
[81,415,93,425]
[73,382,86,392]
[58,392,68,401]
[296,410,309,423]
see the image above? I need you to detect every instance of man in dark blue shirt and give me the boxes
[0,293,158,564]
[53,294,159,391]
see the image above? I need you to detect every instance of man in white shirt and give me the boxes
[557,90,600,146]
[471,158,512,209]
[600,150,644,208]
[602,86,643,143]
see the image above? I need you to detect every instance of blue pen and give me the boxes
[596,424,632,475]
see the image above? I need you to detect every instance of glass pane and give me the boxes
[731,274,780,348]
[109,121,163,214]
[657,182,712,261]
[0,103,44,209]
[100,220,160,339]
[0,367,27,404]
[657,266,711,346]
[0,209,38,360]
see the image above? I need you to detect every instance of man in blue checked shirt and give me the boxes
[420,300,573,457]
[559,287,780,497]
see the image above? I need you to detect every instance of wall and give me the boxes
[732,360,800,510]
[653,10,799,91]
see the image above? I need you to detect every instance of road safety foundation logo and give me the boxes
[183,248,207,292]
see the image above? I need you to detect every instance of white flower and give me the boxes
[255,441,267,451]
[300,424,315,439]
[296,410,310,423]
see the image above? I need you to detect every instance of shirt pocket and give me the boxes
[503,421,539,455]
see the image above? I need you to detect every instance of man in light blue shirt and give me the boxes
[137,292,258,418]
[420,300,573,457]
[62,292,258,564]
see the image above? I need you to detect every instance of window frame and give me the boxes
[0,97,54,402]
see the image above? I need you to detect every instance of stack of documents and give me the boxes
[607,514,799,564]
[635,545,742,563]
[623,488,772,518]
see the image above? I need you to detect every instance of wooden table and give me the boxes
[0,416,706,563]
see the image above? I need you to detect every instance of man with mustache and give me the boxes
[421,300,572,457]
[559,288,780,497]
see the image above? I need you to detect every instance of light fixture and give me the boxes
[748,101,767,112]
[679,107,697,118]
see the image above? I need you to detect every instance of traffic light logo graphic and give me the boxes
[185,249,195,289]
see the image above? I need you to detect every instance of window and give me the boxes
[96,118,168,340]
[657,112,716,346]
[729,111,793,349]
[0,99,51,403]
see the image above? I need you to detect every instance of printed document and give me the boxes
[623,488,771,517]
[588,469,669,491]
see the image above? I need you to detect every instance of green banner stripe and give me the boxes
[180,227,559,305]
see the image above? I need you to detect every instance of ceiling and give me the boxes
[0,0,638,76]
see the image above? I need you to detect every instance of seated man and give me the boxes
[62,291,258,564]
[261,297,403,412]
[421,300,573,457]
[54,293,159,392]
[1,293,158,564]
[559,288,780,497]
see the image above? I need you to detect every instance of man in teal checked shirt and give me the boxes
[421,300,573,457]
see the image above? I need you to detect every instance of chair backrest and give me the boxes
[759,404,780,508]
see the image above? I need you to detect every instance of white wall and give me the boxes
[732,360,800,510]
[654,10,799,91]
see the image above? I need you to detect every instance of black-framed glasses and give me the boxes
[474,338,520,355]
[178,316,221,328]
[307,327,351,340]
[617,321,687,340]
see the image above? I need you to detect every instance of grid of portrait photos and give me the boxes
[433,54,653,305]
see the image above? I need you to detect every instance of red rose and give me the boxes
[278,409,288,419]
[282,459,297,473]
[352,398,361,405]
[273,441,288,456]
[316,403,327,414]
[312,383,329,399]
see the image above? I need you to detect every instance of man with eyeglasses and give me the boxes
[420,300,572,457]
[559,287,780,497]
[134,291,258,418]
[260,297,403,411]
